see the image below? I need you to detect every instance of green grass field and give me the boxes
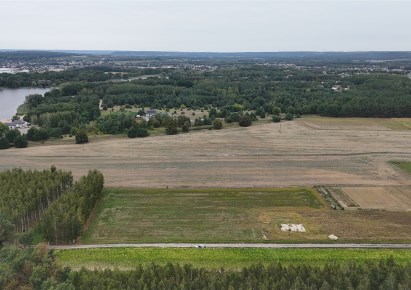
[82,188,323,244]
[56,248,411,270]
[391,161,411,175]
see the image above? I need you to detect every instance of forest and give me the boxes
[0,168,104,244]
[7,62,408,141]
[0,245,410,290]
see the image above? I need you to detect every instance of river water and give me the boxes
[0,87,50,121]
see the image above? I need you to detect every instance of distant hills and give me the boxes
[1,49,411,61]
[107,51,411,61]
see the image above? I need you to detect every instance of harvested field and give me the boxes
[1,118,411,188]
[299,116,411,131]
[342,186,411,211]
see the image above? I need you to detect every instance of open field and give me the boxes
[82,188,324,244]
[82,188,411,244]
[342,186,411,211]
[55,248,411,270]
[1,117,411,188]
[299,115,411,131]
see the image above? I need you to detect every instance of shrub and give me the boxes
[239,115,252,127]
[165,119,178,135]
[127,128,138,138]
[285,113,294,121]
[75,130,88,144]
[27,128,49,141]
[136,128,149,137]
[272,115,281,123]
[182,121,190,133]
[212,119,223,130]
[272,106,282,115]
[225,116,234,123]
[49,128,63,139]
[14,135,28,148]
[0,137,9,149]
[5,129,20,144]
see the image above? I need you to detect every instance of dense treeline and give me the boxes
[1,246,410,290]
[0,168,73,232]
[23,89,100,137]
[40,170,104,244]
[0,124,28,149]
[12,63,411,137]
[39,65,410,118]
[0,168,104,244]
[96,69,411,117]
[65,260,411,290]
[0,67,122,88]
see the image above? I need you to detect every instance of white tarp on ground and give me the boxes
[328,234,339,240]
[280,224,306,232]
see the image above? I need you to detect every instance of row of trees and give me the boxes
[0,168,103,244]
[0,168,73,232]
[40,170,104,244]
[1,247,410,290]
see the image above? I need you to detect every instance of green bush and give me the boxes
[75,130,88,144]
[285,113,294,121]
[0,137,10,149]
[212,119,223,130]
[136,128,149,137]
[5,129,20,144]
[272,115,281,123]
[127,128,138,138]
[182,121,191,133]
[27,128,49,141]
[239,115,252,127]
[14,135,28,148]
[128,127,149,138]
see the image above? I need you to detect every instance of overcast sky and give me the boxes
[1,0,410,52]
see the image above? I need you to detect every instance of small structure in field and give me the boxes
[280,224,306,232]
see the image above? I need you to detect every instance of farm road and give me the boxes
[48,243,411,250]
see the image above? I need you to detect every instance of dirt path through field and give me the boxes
[1,120,411,188]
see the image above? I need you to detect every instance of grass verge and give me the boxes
[391,161,411,175]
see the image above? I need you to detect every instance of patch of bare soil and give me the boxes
[342,186,411,211]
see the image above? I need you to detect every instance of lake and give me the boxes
[0,87,50,121]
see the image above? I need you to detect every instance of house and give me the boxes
[146,109,157,118]
[4,120,30,129]
[142,109,157,122]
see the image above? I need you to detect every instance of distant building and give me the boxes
[143,109,157,122]
[4,120,30,129]
[146,109,157,118]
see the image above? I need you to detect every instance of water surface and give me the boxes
[0,87,50,120]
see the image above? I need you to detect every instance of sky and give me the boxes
[1,0,410,52]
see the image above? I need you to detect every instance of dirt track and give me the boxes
[1,119,411,188]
